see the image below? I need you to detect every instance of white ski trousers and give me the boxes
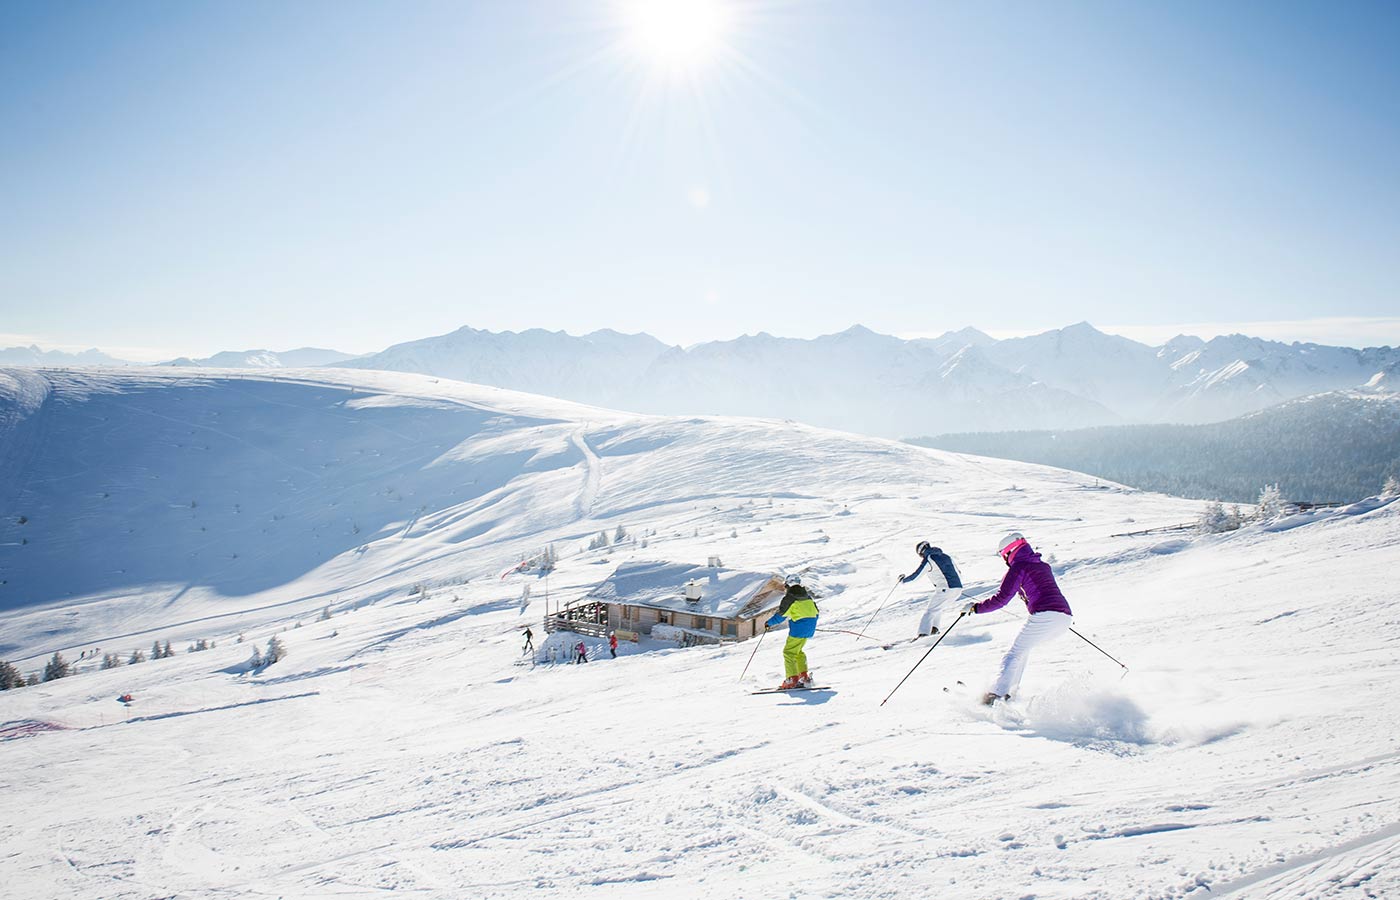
[919,586,963,636]
[993,611,1073,698]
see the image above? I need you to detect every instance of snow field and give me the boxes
[2,368,1398,899]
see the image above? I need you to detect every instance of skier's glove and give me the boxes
[895,573,907,585]
[962,602,978,616]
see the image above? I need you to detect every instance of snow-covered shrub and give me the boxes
[587,531,610,551]
[129,649,146,665]
[100,653,122,669]
[614,525,627,543]
[1197,502,1229,534]
[42,652,71,682]
[319,606,333,621]
[265,635,287,666]
[248,646,264,669]
[1256,484,1286,520]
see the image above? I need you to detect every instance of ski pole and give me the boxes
[1069,627,1129,676]
[856,582,902,642]
[880,611,966,707]
[817,627,883,642]
[739,627,768,683]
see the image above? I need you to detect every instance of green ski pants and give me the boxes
[782,636,809,677]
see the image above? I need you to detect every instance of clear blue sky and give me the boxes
[2,0,1398,358]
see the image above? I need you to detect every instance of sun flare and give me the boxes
[621,0,733,71]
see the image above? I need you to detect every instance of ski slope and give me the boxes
[2,367,1398,899]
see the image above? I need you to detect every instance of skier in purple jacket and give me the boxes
[963,533,1073,706]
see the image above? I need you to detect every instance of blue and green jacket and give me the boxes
[766,587,819,639]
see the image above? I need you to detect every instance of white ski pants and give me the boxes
[919,587,963,636]
[993,611,1073,698]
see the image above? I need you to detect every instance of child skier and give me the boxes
[963,533,1073,705]
[764,582,820,690]
[897,541,964,637]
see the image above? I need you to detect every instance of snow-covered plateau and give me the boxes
[1,367,1397,899]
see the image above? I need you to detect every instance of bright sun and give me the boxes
[621,0,732,71]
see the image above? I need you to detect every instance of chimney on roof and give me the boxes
[684,579,703,603]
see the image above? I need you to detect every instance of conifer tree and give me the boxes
[265,635,286,665]
[0,659,22,690]
[130,648,146,665]
[1257,484,1286,520]
[43,651,71,682]
[1384,475,1400,498]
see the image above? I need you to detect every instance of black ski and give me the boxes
[751,685,832,695]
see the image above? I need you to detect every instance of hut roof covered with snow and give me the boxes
[584,560,784,621]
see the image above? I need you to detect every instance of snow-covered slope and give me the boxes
[2,368,1398,900]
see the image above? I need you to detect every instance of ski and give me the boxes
[750,685,832,695]
[881,632,940,650]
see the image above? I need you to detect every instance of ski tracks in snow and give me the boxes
[570,427,601,520]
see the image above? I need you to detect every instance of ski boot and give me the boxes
[981,692,1009,707]
[777,675,800,691]
[797,671,815,688]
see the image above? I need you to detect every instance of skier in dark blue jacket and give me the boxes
[898,542,965,637]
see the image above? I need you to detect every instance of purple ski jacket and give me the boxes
[973,545,1073,617]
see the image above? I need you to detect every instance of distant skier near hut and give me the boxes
[898,541,964,637]
[765,582,819,690]
[963,533,1073,706]
[522,627,534,656]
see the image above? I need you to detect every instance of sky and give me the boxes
[2,0,1398,360]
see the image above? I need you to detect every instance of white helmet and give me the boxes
[997,532,1026,561]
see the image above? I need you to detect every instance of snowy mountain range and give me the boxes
[0,344,129,367]
[3,365,1398,898]
[11,322,1399,436]
[163,347,359,368]
[341,322,1400,436]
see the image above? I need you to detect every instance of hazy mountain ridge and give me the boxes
[915,390,1400,504]
[341,322,1399,436]
[14,323,1397,435]
[340,325,671,409]
[169,347,359,368]
[0,345,131,367]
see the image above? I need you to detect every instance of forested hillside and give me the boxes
[916,391,1400,504]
